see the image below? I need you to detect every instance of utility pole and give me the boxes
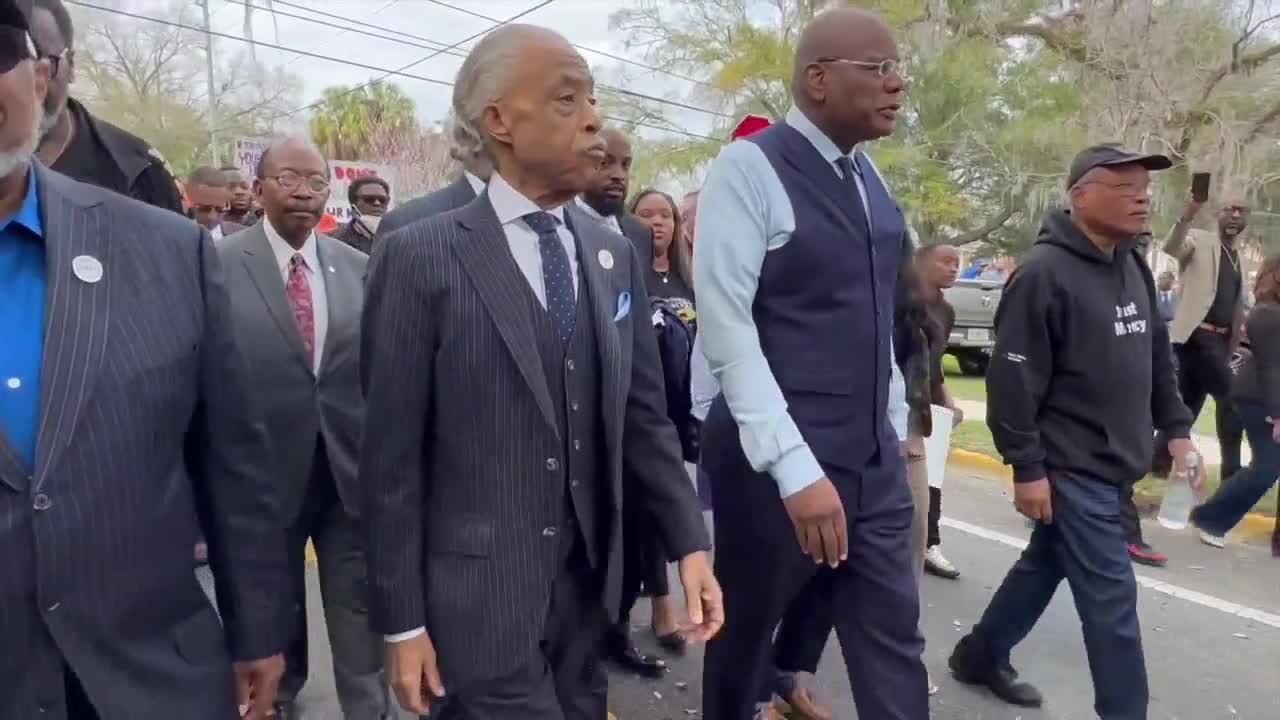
[197,0,219,165]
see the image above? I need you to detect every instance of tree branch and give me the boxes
[944,203,1018,247]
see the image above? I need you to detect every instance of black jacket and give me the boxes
[58,99,184,215]
[1231,302,1280,417]
[987,209,1193,486]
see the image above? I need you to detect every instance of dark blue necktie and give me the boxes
[835,155,870,230]
[523,211,577,344]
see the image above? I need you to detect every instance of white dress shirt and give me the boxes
[209,223,224,242]
[264,217,328,372]
[464,171,486,197]
[575,196,623,235]
[694,105,908,498]
[489,172,579,305]
[384,173,579,644]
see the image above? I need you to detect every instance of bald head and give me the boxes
[582,126,633,217]
[790,8,903,150]
[254,135,330,246]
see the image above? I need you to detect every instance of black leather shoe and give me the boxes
[949,634,1043,708]
[608,644,666,678]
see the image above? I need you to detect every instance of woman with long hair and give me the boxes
[1192,253,1280,555]
[631,189,695,321]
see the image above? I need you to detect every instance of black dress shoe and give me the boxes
[949,634,1043,708]
[607,643,667,678]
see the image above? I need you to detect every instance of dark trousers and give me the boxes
[612,502,670,639]
[973,475,1147,719]
[1193,401,1280,535]
[279,444,389,718]
[1216,399,1246,480]
[438,542,608,720]
[766,572,834,702]
[702,456,928,720]
[926,486,943,548]
[1154,331,1231,472]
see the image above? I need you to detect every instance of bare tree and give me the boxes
[364,123,455,201]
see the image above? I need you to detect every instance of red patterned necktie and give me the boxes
[286,253,315,365]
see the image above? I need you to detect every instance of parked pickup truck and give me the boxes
[943,277,1003,375]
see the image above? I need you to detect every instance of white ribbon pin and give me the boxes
[72,255,104,284]
[597,249,614,270]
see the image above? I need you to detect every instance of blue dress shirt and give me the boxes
[693,106,908,498]
[0,168,45,472]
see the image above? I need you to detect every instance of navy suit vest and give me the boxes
[747,122,905,471]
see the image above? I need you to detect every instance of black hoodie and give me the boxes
[987,209,1193,487]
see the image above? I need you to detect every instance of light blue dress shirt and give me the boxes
[693,106,908,498]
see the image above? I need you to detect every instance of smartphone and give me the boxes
[1191,172,1211,203]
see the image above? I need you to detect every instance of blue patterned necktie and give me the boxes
[523,211,577,344]
[835,154,869,229]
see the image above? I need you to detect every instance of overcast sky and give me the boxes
[88,0,720,142]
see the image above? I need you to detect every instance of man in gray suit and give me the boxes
[217,136,389,720]
[0,4,286,718]
[377,116,492,236]
[361,24,722,720]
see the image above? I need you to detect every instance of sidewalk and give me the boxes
[953,399,1251,467]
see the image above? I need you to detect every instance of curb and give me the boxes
[946,448,1276,543]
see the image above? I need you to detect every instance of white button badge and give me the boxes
[72,255,104,284]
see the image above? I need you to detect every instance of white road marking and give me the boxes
[941,516,1280,630]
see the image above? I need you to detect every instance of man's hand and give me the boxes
[782,477,847,567]
[1168,437,1206,491]
[1014,478,1053,525]
[946,401,965,425]
[1181,194,1205,223]
[385,633,446,715]
[232,655,284,720]
[900,436,925,459]
[677,551,724,643]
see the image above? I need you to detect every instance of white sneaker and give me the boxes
[1198,530,1227,548]
[925,546,960,579]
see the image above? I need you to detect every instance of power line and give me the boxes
[227,0,733,119]
[417,0,750,102]
[62,0,722,142]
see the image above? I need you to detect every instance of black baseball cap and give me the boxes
[1066,143,1172,189]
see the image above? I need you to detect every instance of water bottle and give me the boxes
[1157,451,1200,530]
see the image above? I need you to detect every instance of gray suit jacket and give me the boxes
[0,165,287,720]
[377,175,476,237]
[360,194,708,688]
[217,225,367,521]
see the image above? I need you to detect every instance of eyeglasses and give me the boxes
[816,56,906,79]
[355,194,388,206]
[192,204,227,214]
[266,170,330,194]
[0,27,35,74]
[43,48,69,77]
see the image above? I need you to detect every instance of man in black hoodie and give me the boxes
[948,145,1198,719]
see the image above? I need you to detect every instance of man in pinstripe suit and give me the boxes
[360,24,722,720]
[0,4,287,718]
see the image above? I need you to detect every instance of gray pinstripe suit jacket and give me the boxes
[0,165,288,720]
[360,193,709,688]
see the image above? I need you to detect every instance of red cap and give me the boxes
[730,114,772,140]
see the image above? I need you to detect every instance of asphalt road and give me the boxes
[214,467,1280,720]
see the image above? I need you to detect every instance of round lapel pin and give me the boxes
[598,249,614,270]
[72,255,104,284]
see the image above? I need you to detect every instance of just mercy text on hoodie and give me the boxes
[986,209,1194,487]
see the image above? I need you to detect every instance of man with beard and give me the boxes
[0,2,288,718]
[222,165,257,225]
[577,126,653,270]
[27,0,183,214]
[1142,195,1250,566]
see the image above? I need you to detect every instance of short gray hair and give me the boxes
[450,24,564,174]
[446,112,494,180]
